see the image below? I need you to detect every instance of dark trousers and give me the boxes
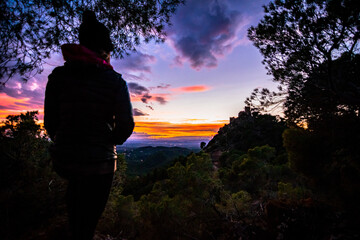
[66,173,114,240]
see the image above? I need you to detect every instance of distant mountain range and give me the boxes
[118,136,212,149]
[118,146,197,175]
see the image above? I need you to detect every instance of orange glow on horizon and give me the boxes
[1,93,227,140]
[133,121,225,139]
[0,93,39,119]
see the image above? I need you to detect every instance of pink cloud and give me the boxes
[172,85,210,93]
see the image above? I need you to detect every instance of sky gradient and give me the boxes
[0,0,276,147]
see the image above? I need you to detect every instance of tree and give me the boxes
[284,52,360,125]
[246,2,360,214]
[246,0,360,124]
[0,0,184,84]
[0,111,66,239]
[0,111,47,183]
[0,111,41,138]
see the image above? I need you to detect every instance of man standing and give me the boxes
[44,11,134,239]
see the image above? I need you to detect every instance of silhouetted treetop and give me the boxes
[248,0,360,85]
[0,111,41,138]
[0,0,184,83]
[246,0,360,122]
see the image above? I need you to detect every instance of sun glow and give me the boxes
[0,93,34,119]
[133,121,225,139]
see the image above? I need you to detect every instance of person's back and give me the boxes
[46,44,134,176]
[44,11,134,239]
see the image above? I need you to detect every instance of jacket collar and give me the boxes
[61,44,113,70]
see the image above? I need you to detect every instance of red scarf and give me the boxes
[61,44,113,70]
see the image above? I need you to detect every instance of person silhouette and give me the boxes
[44,10,134,240]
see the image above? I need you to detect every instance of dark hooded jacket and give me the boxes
[44,44,134,176]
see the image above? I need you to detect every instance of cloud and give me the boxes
[156,84,171,89]
[128,82,149,95]
[172,85,210,93]
[121,72,152,82]
[127,82,152,103]
[113,51,156,75]
[2,78,45,107]
[141,93,152,104]
[128,82,169,105]
[133,108,149,116]
[0,105,11,110]
[154,96,167,105]
[167,0,244,70]
[149,83,171,90]
[0,76,46,121]
[132,121,225,138]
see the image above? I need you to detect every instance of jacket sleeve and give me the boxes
[112,78,135,145]
[44,71,60,140]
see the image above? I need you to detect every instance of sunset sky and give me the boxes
[0,0,277,147]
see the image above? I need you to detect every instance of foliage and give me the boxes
[3,109,359,239]
[246,0,360,223]
[283,127,360,207]
[1,111,41,137]
[120,146,193,176]
[0,0,184,82]
[215,190,252,220]
[98,154,138,238]
[0,111,49,188]
[282,128,327,177]
[100,152,226,239]
[246,0,360,124]
[248,0,360,85]
[284,52,360,125]
[0,111,66,239]
[205,110,287,153]
[277,182,308,200]
[218,145,296,196]
[135,152,222,239]
[245,86,287,113]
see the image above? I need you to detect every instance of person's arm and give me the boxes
[44,72,60,140]
[112,79,134,145]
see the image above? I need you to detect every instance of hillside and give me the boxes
[119,146,194,175]
[2,110,360,239]
[204,107,286,161]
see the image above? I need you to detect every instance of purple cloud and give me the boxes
[158,84,171,89]
[167,0,243,70]
[113,52,156,74]
[150,84,171,90]
[128,82,168,105]
[146,105,154,110]
[127,82,152,103]
[155,96,167,105]
[14,102,31,107]
[0,105,12,110]
[141,93,152,104]
[128,82,149,95]
[1,73,48,111]
[133,108,149,116]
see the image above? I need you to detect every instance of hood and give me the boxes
[61,44,113,70]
